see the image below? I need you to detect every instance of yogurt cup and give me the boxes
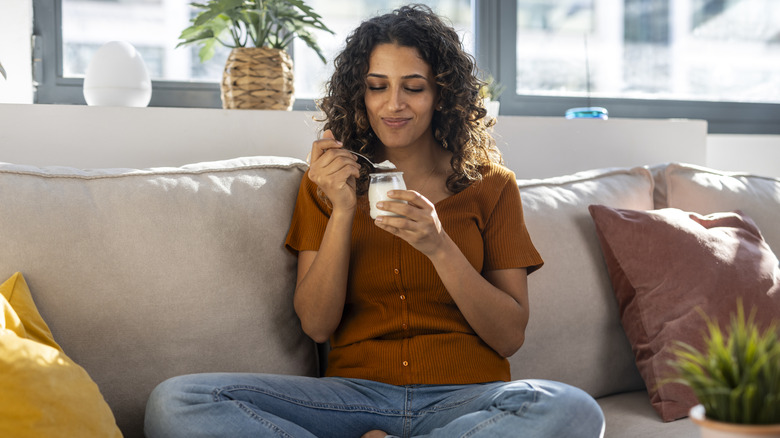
[368,171,406,219]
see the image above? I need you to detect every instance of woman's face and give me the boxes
[364,43,439,151]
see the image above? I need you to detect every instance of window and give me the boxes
[498,0,780,133]
[33,0,780,133]
[512,0,780,103]
[291,0,473,100]
[37,0,471,110]
[61,0,225,83]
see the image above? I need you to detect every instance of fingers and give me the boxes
[309,129,358,175]
[374,192,444,257]
[325,160,361,183]
[374,190,433,223]
[310,129,344,163]
[309,130,359,181]
[385,190,433,210]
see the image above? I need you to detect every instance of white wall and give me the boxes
[0,104,321,169]
[0,0,34,104]
[492,116,707,179]
[707,134,780,177]
[5,103,780,179]
[0,104,710,180]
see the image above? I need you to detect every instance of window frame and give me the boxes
[33,0,780,133]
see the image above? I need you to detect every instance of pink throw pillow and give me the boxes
[588,205,780,422]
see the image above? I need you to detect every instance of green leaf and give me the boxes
[179,0,333,64]
[198,38,219,62]
[177,27,216,47]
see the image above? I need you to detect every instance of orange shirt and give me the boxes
[285,162,543,385]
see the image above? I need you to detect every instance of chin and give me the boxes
[375,136,409,149]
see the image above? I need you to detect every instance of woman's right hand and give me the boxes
[307,129,361,212]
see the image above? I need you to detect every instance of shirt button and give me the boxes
[400,295,406,300]
[402,361,409,367]
[402,324,408,330]
[394,268,400,274]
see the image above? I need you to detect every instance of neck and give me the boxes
[380,138,446,178]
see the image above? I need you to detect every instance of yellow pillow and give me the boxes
[0,272,122,438]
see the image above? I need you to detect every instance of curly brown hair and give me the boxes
[318,4,502,196]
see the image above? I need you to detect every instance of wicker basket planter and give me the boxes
[221,47,294,110]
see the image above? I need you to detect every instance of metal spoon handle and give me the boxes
[348,150,396,170]
[348,150,376,167]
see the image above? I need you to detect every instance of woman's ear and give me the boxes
[434,90,443,111]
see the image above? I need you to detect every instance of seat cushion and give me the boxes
[598,391,698,438]
[0,156,317,438]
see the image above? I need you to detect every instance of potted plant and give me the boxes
[479,74,504,120]
[178,0,333,110]
[667,301,780,437]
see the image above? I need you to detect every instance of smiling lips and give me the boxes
[382,117,411,128]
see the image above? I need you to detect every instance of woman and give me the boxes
[145,5,604,438]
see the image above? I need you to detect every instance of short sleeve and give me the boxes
[284,170,332,255]
[482,170,544,274]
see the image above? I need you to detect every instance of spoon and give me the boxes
[349,150,396,170]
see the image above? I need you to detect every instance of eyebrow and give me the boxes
[366,73,429,80]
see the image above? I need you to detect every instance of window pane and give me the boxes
[293,0,473,100]
[515,0,780,104]
[62,0,225,82]
[61,0,473,98]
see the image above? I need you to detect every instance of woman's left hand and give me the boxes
[376,189,530,358]
[373,190,446,257]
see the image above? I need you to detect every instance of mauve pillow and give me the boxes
[588,205,780,422]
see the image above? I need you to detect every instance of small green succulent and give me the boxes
[667,300,780,425]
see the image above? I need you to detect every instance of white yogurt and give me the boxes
[368,172,406,219]
[374,160,397,170]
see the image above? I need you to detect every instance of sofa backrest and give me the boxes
[654,162,780,253]
[510,166,655,398]
[0,156,318,438]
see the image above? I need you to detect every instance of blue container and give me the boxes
[565,107,609,120]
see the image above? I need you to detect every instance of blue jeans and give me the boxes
[145,373,604,438]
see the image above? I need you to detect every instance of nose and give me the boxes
[387,86,406,111]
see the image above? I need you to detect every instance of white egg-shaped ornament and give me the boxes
[83,41,152,107]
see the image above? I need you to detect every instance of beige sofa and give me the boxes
[1,156,778,437]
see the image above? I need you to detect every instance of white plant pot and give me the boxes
[483,98,500,120]
[690,405,780,438]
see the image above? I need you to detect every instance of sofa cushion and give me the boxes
[512,166,653,399]
[0,156,317,438]
[1,272,122,438]
[588,205,780,421]
[653,163,780,252]
[597,391,697,438]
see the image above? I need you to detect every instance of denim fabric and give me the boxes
[145,373,604,438]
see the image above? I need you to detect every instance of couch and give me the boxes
[1,155,779,438]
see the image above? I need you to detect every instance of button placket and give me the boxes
[394,237,411,379]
